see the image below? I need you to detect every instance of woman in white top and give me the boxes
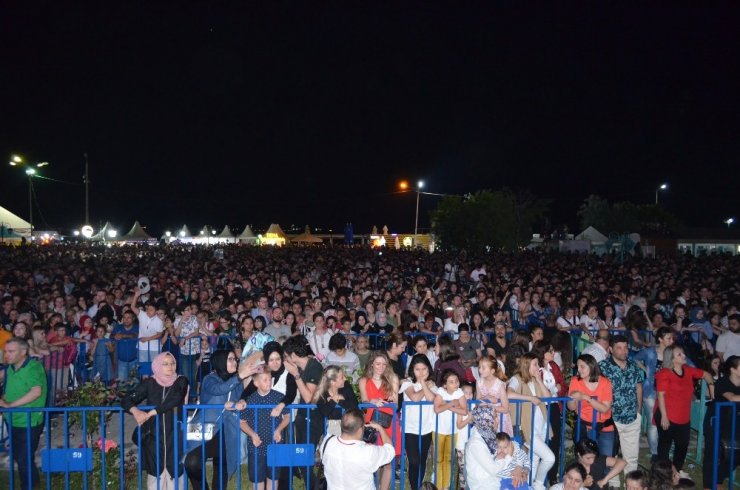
[399,354,437,490]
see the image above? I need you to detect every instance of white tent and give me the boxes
[175,225,194,242]
[0,206,31,236]
[90,222,118,242]
[237,225,257,244]
[575,226,608,245]
[120,221,154,242]
[291,226,323,244]
[215,226,236,244]
[262,223,287,246]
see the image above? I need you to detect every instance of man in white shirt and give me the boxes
[130,288,163,363]
[582,329,610,363]
[321,409,395,490]
[717,314,740,361]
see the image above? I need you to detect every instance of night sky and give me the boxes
[1,3,738,236]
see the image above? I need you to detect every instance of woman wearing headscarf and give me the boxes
[184,349,250,490]
[464,405,530,490]
[121,352,190,490]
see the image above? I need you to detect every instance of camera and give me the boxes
[362,426,378,444]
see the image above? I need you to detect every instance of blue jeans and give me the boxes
[179,354,197,387]
[644,395,658,456]
[117,359,137,381]
[10,425,43,490]
[575,421,615,456]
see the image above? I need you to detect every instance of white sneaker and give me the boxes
[678,470,693,480]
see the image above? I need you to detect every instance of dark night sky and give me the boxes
[1,3,738,236]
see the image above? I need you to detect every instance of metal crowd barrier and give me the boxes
[0,395,598,490]
[711,401,739,489]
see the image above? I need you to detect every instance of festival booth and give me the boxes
[260,223,287,246]
[174,224,194,243]
[0,205,31,237]
[90,222,119,242]
[194,226,217,245]
[119,221,155,243]
[236,225,258,244]
[215,225,236,244]
[291,226,323,245]
[0,225,24,245]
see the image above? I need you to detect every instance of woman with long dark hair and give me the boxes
[401,354,437,490]
[567,354,615,456]
[433,335,466,385]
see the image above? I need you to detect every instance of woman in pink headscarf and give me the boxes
[122,352,189,490]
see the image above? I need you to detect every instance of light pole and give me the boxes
[655,183,668,204]
[9,155,49,233]
[726,218,735,228]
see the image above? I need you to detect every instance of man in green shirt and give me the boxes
[1,337,48,490]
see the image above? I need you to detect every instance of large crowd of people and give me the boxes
[1,243,739,489]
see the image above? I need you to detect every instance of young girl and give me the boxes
[433,370,467,490]
[455,383,475,490]
[89,325,114,383]
[476,356,513,436]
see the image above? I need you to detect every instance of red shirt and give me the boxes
[654,366,703,424]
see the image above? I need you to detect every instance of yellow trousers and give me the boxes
[435,434,454,489]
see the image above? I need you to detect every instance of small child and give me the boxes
[476,356,513,436]
[433,370,467,490]
[241,371,290,490]
[455,383,475,490]
[195,337,211,392]
[89,325,114,383]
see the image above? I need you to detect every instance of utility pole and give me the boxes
[83,152,90,224]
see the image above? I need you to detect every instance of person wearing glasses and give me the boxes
[184,349,256,490]
[121,352,189,490]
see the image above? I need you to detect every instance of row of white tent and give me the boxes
[91,222,327,245]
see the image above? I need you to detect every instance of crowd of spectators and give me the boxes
[1,243,740,489]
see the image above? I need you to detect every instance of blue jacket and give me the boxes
[189,372,244,478]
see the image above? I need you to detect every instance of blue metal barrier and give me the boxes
[712,401,739,490]
[1,396,582,490]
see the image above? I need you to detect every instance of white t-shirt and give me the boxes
[556,315,579,330]
[436,387,465,435]
[325,350,360,374]
[580,314,601,332]
[717,331,740,359]
[582,342,608,363]
[399,380,437,435]
[443,319,461,333]
[321,436,395,490]
[137,310,163,354]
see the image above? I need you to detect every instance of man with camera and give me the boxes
[321,409,396,490]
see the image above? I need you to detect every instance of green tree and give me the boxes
[431,189,548,252]
[577,195,683,235]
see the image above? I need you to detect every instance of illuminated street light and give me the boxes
[179,230,186,237]
[8,154,50,232]
[398,179,426,236]
[655,183,668,204]
[726,218,735,228]
[73,230,80,237]
[107,229,117,238]
[165,231,171,237]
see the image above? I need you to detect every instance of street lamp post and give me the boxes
[414,180,424,236]
[726,218,735,228]
[655,183,668,204]
[9,155,49,233]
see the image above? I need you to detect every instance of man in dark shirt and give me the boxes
[283,335,322,485]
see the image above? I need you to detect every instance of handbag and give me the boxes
[367,407,393,428]
[186,392,230,442]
